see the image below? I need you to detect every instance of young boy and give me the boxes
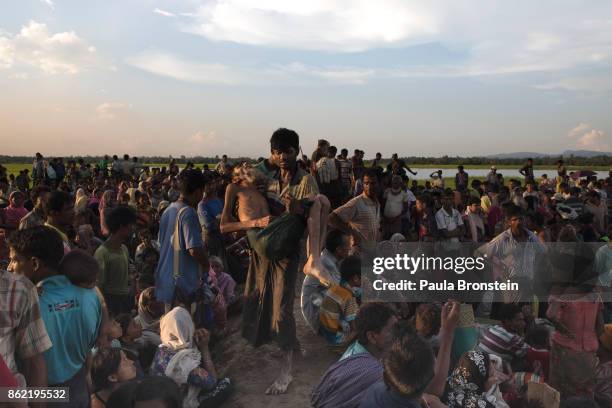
[94,205,137,316]
[319,255,362,345]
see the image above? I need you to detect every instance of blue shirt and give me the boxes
[197,198,224,233]
[156,202,204,304]
[38,275,101,384]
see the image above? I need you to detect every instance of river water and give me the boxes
[404,168,609,180]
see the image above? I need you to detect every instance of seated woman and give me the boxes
[221,163,333,286]
[444,350,510,408]
[151,306,232,408]
[91,348,138,408]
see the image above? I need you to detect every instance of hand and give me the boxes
[195,328,211,349]
[441,300,460,331]
[282,194,301,214]
[254,215,274,228]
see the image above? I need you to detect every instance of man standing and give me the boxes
[215,154,231,175]
[2,238,52,389]
[337,148,353,202]
[222,128,319,395]
[455,165,469,192]
[156,169,210,312]
[486,165,499,188]
[435,191,465,251]
[519,158,535,185]
[386,153,417,177]
[94,205,137,315]
[19,185,51,230]
[43,191,75,253]
[330,168,381,252]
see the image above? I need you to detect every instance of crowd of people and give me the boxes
[0,128,610,408]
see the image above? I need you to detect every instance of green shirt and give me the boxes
[94,242,130,295]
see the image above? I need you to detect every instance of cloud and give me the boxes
[40,0,54,9]
[175,0,612,75]
[0,21,96,74]
[154,8,176,18]
[126,51,241,84]
[96,102,132,120]
[189,130,229,149]
[568,123,610,151]
[535,76,612,92]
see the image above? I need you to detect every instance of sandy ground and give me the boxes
[212,263,339,407]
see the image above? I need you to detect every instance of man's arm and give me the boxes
[328,212,353,236]
[188,246,210,276]
[426,300,459,397]
[21,354,48,408]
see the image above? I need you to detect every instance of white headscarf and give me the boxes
[160,306,195,351]
[160,307,201,408]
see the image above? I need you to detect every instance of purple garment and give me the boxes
[216,272,236,305]
[151,346,217,391]
[312,353,383,408]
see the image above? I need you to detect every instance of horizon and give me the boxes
[1,1,612,156]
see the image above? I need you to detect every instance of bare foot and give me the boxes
[265,373,293,395]
[304,256,333,287]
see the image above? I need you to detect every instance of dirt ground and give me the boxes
[212,266,339,407]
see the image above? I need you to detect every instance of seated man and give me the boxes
[312,303,397,408]
[221,163,333,285]
[319,256,362,345]
[477,303,529,368]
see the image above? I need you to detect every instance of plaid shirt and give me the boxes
[0,271,52,376]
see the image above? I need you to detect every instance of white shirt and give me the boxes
[435,207,464,248]
[383,188,410,218]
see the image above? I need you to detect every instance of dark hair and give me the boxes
[355,303,396,346]
[91,347,122,391]
[329,146,338,155]
[341,148,348,156]
[137,273,155,289]
[325,230,347,253]
[115,313,133,336]
[498,303,522,323]
[178,169,206,196]
[31,185,51,204]
[505,204,524,219]
[467,196,480,206]
[7,226,64,270]
[416,194,433,208]
[560,397,600,408]
[270,128,299,152]
[383,322,435,397]
[525,324,550,349]
[363,168,380,181]
[340,255,361,282]
[132,376,182,408]
[43,190,72,216]
[106,381,138,408]
[106,205,137,234]
[59,249,99,286]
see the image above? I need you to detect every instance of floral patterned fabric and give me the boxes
[445,351,495,408]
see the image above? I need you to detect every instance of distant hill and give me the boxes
[487,150,611,159]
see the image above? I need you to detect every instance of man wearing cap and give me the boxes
[486,165,500,188]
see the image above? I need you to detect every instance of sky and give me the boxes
[1,0,611,158]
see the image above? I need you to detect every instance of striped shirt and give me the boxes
[319,283,358,345]
[0,270,52,381]
[477,324,528,364]
[312,353,383,408]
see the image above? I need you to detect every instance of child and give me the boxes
[59,250,113,348]
[319,256,361,345]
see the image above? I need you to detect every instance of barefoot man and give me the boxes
[220,128,332,395]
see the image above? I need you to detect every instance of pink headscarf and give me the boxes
[1,192,28,228]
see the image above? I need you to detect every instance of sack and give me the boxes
[247,213,305,261]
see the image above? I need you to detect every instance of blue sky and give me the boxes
[1,0,611,157]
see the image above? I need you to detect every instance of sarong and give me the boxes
[549,342,598,399]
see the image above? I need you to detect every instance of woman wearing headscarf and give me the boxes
[151,307,232,408]
[75,188,88,213]
[0,191,29,231]
[445,351,509,408]
[99,190,115,237]
[133,287,163,348]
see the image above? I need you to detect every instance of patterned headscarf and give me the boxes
[446,351,495,408]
